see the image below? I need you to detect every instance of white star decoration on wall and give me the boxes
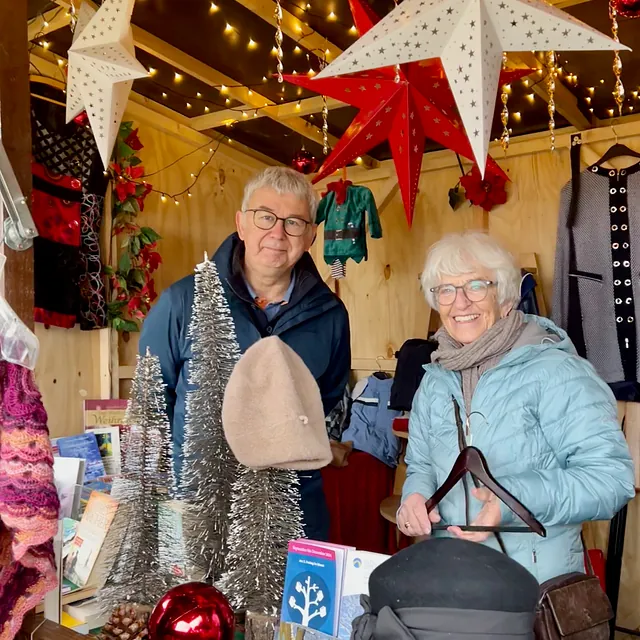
[317,0,631,174]
[66,0,148,168]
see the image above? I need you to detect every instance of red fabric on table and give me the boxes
[321,451,397,555]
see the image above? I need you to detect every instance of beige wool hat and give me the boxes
[222,336,332,471]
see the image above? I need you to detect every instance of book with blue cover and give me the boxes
[53,433,105,483]
[281,540,348,637]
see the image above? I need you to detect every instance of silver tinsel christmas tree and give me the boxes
[179,255,241,581]
[217,466,305,614]
[96,349,178,614]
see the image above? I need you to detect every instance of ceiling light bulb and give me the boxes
[149,67,156,75]
[585,97,591,104]
[162,92,167,99]
[294,46,301,54]
[262,76,268,82]
[328,11,337,20]
[600,79,605,84]
[513,111,521,121]
[248,89,253,96]
[271,46,278,55]
[355,156,363,164]
[174,72,182,82]
[186,102,192,108]
[43,19,49,27]
[248,38,257,49]
[242,111,248,117]
[228,138,232,143]
[196,92,202,98]
[225,23,233,32]
[296,100,301,109]
[41,41,50,49]
[608,108,614,116]
[58,58,65,66]
[220,84,228,93]
[188,191,193,197]
[204,106,210,112]
[161,195,167,203]
[210,2,218,10]
[349,25,357,34]
[225,98,231,105]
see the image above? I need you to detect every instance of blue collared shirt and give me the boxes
[243,271,296,321]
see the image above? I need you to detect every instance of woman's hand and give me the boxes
[397,493,441,537]
[448,487,501,542]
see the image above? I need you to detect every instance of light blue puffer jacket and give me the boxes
[402,315,635,583]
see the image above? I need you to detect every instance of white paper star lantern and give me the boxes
[66,0,149,168]
[317,0,631,174]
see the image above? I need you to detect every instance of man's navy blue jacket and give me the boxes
[139,233,351,540]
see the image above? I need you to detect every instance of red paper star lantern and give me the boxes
[284,0,531,226]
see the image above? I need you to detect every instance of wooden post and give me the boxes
[0,0,35,328]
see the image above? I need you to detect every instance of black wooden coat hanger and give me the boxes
[594,126,640,167]
[425,446,547,537]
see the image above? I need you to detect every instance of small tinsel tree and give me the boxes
[217,466,305,614]
[179,256,241,581]
[105,122,162,334]
[95,349,178,614]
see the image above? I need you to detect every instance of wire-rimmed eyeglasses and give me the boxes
[429,280,495,306]
[244,208,311,237]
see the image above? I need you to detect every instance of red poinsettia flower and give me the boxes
[139,243,162,272]
[125,128,144,151]
[114,165,146,203]
[141,279,158,304]
[460,165,508,212]
[135,182,153,212]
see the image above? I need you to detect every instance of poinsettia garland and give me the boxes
[105,122,162,333]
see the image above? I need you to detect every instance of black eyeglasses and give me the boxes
[244,208,311,237]
[430,280,495,306]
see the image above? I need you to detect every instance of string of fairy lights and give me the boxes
[28,0,640,195]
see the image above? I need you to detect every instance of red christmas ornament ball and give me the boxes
[291,149,317,175]
[149,583,235,640]
[613,0,640,17]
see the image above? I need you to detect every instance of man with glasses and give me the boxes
[140,166,351,542]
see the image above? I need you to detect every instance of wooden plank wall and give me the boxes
[32,109,640,634]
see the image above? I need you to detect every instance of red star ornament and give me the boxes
[284,0,528,226]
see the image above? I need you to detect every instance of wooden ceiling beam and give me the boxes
[509,52,592,130]
[28,5,72,42]
[189,95,345,129]
[29,51,278,170]
[240,0,343,62]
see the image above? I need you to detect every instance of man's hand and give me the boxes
[397,493,441,537]
[448,487,501,542]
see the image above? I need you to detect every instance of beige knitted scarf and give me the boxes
[432,310,525,414]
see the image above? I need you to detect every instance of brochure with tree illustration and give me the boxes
[281,540,347,637]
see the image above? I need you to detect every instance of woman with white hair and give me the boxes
[397,231,635,582]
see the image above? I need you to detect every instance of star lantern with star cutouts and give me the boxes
[317,0,629,177]
[286,0,527,226]
[66,0,149,169]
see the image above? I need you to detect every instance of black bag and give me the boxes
[389,338,438,411]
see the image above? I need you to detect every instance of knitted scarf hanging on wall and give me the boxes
[0,362,59,640]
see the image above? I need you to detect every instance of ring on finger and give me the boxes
[404,521,411,529]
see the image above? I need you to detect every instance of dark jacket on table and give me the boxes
[139,232,351,540]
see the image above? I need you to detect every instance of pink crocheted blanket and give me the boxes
[0,362,59,640]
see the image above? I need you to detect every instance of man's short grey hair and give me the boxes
[241,166,319,223]
[420,231,521,309]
